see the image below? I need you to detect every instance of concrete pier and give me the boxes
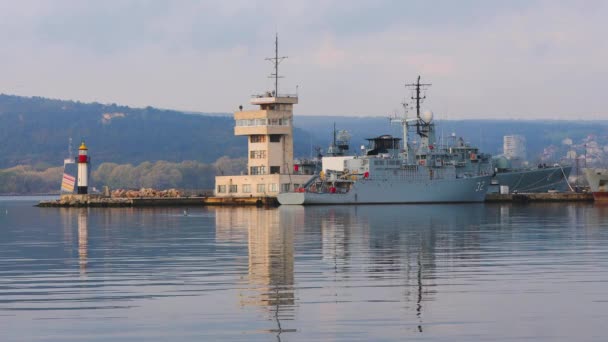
[37,194,278,207]
[37,192,595,208]
[485,192,593,203]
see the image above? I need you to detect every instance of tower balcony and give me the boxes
[234,109,292,136]
[235,124,291,136]
[250,94,298,105]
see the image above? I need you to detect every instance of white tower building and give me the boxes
[214,36,312,198]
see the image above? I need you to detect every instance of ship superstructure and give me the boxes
[278,77,493,205]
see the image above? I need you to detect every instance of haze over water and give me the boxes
[1,197,608,341]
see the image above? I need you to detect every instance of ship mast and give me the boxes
[265,34,287,96]
[401,100,408,158]
[390,100,414,162]
[405,76,431,138]
[64,137,74,165]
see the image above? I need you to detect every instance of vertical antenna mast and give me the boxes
[405,76,432,137]
[405,76,432,119]
[68,137,73,160]
[401,100,408,150]
[390,98,411,162]
[265,34,288,96]
[333,122,337,148]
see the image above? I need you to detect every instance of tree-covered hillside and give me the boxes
[0,94,313,168]
[2,93,607,195]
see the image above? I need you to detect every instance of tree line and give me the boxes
[0,157,246,195]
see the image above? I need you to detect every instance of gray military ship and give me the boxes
[489,157,572,194]
[278,77,493,205]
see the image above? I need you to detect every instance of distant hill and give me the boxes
[295,116,608,162]
[0,94,313,168]
[1,94,607,170]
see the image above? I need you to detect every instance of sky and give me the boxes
[1,0,607,119]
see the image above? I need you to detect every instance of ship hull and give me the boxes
[278,175,491,205]
[490,166,572,193]
[583,168,608,201]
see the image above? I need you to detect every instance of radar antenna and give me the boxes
[265,33,288,96]
[405,76,432,137]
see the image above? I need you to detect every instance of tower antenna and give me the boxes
[68,137,73,160]
[265,33,288,96]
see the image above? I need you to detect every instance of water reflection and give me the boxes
[283,205,488,333]
[78,209,88,275]
[215,207,296,339]
[3,199,608,341]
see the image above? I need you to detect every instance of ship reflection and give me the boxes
[288,204,488,334]
[214,204,499,335]
[214,207,296,339]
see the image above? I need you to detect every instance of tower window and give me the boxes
[269,135,281,142]
[268,118,290,126]
[250,166,266,175]
[250,150,267,159]
[250,135,266,143]
[270,166,280,174]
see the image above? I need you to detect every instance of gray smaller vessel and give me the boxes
[583,168,608,201]
[489,156,573,193]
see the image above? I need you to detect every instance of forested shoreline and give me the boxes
[0,157,246,195]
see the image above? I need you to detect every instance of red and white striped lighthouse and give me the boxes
[77,141,90,194]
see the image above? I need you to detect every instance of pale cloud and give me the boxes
[0,0,606,119]
[313,35,347,68]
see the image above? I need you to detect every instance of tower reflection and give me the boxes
[214,207,296,337]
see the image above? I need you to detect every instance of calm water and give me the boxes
[1,197,608,341]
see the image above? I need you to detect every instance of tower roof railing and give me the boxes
[251,92,298,98]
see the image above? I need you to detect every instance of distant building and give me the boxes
[566,150,577,159]
[503,135,526,160]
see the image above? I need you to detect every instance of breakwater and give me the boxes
[36,194,278,207]
[485,192,593,202]
[37,192,594,207]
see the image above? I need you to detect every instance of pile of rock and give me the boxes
[111,188,182,198]
[36,194,133,207]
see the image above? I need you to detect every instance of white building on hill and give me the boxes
[503,135,526,160]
